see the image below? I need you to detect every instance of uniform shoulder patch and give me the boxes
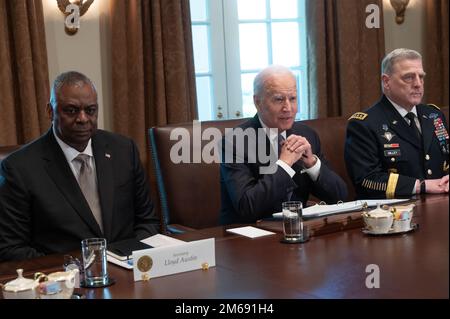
[348,112,368,121]
[427,103,441,110]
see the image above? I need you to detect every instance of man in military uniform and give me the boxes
[345,48,449,199]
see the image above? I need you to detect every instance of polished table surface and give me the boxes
[1,194,448,299]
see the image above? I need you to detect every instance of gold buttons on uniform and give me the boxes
[425,154,430,160]
[391,157,395,162]
[427,169,432,175]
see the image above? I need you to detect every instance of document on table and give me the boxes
[226,226,275,238]
[272,198,411,219]
[107,234,186,269]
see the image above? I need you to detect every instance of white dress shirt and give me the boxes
[52,127,97,181]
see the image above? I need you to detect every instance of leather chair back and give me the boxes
[149,116,354,230]
[441,106,449,123]
[149,119,246,230]
[303,117,355,201]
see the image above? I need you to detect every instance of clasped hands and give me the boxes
[279,134,317,168]
[425,175,449,193]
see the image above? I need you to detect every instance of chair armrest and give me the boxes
[166,224,197,235]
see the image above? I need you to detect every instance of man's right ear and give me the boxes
[381,74,390,91]
[253,95,261,112]
[46,103,54,121]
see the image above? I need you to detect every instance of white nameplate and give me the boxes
[132,238,215,281]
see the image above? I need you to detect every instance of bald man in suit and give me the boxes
[0,71,159,261]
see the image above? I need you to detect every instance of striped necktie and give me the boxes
[73,154,103,233]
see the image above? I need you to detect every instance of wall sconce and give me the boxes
[56,0,94,35]
[390,0,410,24]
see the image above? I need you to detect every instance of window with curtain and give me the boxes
[190,0,308,121]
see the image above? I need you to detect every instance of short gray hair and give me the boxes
[49,71,96,108]
[381,48,422,75]
[253,65,296,97]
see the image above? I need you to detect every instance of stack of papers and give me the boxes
[107,234,185,269]
[272,198,411,219]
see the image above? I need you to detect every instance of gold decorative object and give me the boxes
[137,255,153,273]
[390,0,410,24]
[56,0,94,35]
[201,262,209,271]
[34,272,48,283]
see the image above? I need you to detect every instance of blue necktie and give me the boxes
[277,134,285,157]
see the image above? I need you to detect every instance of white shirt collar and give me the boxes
[258,116,287,143]
[386,96,418,118]
[52,126,93,163]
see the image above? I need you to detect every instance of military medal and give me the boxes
[429,113,438,119]
[384,149,401,157]
[384,143,400,148]
[433,118,449,155]
[433,118,449,140]
[382,131,395,142]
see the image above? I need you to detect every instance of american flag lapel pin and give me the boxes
[105,153,111,158]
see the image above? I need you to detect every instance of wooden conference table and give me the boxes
[0,194,448,299]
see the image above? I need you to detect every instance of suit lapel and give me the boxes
[380,97,421,149]
[92,135,114,240]
[43,130,103,236]
[417,106,435,153]
[251,115,274,165]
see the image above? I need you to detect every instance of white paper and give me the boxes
[226,226,275,238]
[272,198,411,219]
[140,233,185,247]
[107,234,186,270]
[107,255,134,269]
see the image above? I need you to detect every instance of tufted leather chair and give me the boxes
[149,116,354,232]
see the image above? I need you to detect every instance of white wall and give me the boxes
[42,0,112,130]
[383,0,424,54]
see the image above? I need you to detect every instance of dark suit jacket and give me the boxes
[345,95,449,199]
[0,129,159,261]
[219,115,348,224]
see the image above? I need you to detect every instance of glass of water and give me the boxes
[281,201,308,243]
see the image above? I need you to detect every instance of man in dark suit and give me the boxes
[0,71,159,261]
[219,66,348,224]
[345,48,449,199]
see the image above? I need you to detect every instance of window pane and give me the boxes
[192,25,210,73]
[291,69,306,119]
[190,0,208,22]
[237,0,266,20]
[239,24,268,70]
[196,76,213,121]
[271,22,299,67]
[241,73,258,118]
[270,0,298,19]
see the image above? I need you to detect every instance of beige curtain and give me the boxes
[306,0,385,118]
[0,0,50,145]
[109,0,197,166]
[424,0,449,107]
